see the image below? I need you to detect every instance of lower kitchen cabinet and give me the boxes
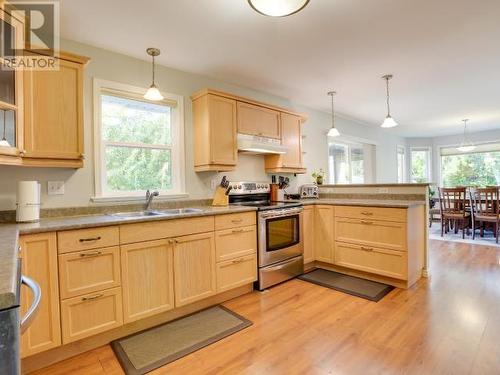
[19,233,61,358]
[334,242,407,280]
[302,206,315,264]
[216,254,257,293]
[121,239,175,323]
[60,287,123,344]
[173,232,217,307]
[314,206,335,263]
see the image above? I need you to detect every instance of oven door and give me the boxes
[258,207,303,267]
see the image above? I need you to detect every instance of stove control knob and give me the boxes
[238,185,242,189]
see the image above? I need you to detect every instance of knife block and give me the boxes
[212,186,229,206]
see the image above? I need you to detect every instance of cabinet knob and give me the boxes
[19,150,26,156]
[79,153,85,160]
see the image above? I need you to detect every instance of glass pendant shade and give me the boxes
[0,110,10,147]
[144,84,164,101]
[381,116,398,128]
[0,139,10,147]
[248,0,310,17]
[328,127,340,137]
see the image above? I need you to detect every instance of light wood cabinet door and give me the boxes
[237,102,280,139]
[19,233,61,358]
[302,206,315,264]
[335,242,407,280]
[215,226,257,262]
[121,239,175,323]
[23,57,84,161]
[335,217,407,252]
[58,246,121,299]
[280,113,303,168]
[193,93,237,172]
[60,287,123,344]
[216,254,257,293]
[314,206,335,263]
[173,232,217,307]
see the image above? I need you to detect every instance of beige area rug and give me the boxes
[111,305,252,374]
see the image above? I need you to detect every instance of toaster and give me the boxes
[299,184,319,199]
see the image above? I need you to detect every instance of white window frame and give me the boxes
[397,145,407,183]
[410,146,432,183]
[328,140,366,184]
[92,78,186,202]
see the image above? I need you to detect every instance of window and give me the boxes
[440,142,500,187]
[328,141,366,184]
[410,147,431,183]
[397,146,406,183]
[93,79,185,199]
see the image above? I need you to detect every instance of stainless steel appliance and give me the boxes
[228,181,304,290]
[299,183,319,198]
[0,261,41,375]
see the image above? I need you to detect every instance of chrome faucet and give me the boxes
[145,190,159,211]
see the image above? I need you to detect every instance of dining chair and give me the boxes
[438,187,471,239]
[470,187,500,243]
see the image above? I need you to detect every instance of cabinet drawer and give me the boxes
[335,217,407,252]
[58,246,121,299]
[58,226,119,254]
[215,212,256,230]
[215,225,257,262]
[335,206,407,223]
[335,242,407,280]
[216,254,257,293]
[120,216,214,244]
[60,287,123,344]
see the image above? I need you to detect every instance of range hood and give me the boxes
[237,134,287,155]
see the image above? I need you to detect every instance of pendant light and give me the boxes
[0,110,10,147]
[456,119,476,152]
[381,74,398,128]
[144,48,164,101]
[248,0,310,17]
[327,91,340,137]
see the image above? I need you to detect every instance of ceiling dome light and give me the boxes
[456,119,476,152]
[381,74,398,128]
[327,91,340,137]
[248,0,310,17]
[144,48,164,101]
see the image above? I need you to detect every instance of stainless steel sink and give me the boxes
[158,208,204,215]
[109,210,165,218]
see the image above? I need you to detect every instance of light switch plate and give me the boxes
[48,181,65,195]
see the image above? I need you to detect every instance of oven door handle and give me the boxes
[265,257,301,271]
[260,207,303,219]
[20,275,42,334]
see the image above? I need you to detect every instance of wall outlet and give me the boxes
[47,181,65,195]
[377,187,389,194]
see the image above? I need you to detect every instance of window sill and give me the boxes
[90,193,189,204]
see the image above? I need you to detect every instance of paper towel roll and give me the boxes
[16,181,41,222]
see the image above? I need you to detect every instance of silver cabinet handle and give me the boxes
[360,220,373,225]
[361,247,373,252]
[231,219,243,223]
[79,236,101,242]
[80,251,102,258]
[232,228,244,234]
[21,275,42,334]
[82,293,104,301]
[361,211,373,216]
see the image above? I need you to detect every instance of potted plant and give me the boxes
[312,169,326,185]
[429,186,436,208]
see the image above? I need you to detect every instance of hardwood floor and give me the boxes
[29,240,500,375]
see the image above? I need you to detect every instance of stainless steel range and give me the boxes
[228,182,304,290]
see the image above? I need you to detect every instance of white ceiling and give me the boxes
[60,0,500,138]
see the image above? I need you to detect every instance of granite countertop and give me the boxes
[299,198,426,208]
[0,205,257,310]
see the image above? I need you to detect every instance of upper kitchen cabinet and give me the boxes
[192,92,237,172]
[265,112,306,174]
[0,8,24,164]
[237,102,280,139]
[22,51,89,168]
[192,89,307,173]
